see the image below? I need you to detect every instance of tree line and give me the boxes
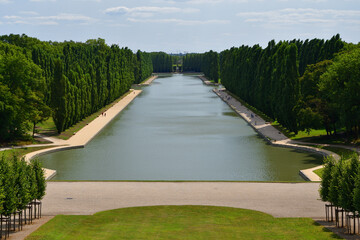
[182,51,219,83]
[150,52,173,72]
[219,34,360,136]
[0,34,153,139]
[0,155,46,237]
[320,154,360,234]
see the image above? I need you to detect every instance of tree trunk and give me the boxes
[32,122,36,138]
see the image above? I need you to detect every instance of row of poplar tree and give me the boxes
[0,34,158,140]
[0,156,46,218]
[182,50,219,82]
[320,154,360,233]
[183,35,360,137]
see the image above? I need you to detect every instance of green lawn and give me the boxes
[0,146,54,161]
[313,146,358,178]
[27,206,341,240]
[314,168,324,178]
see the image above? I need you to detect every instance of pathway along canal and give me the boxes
[39,74,322,181]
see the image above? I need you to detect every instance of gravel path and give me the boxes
[42,181,324,218]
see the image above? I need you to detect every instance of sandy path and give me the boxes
[139,75,158,85]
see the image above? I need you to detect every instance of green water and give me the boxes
[39,74,322,181]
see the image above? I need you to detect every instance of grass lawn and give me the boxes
[314,168,324,178]
[312,146,358,178]
[27,206,341,240]
[0,146,54,161]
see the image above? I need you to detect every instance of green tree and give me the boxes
[319,48,360,137]
[0,155,16,216]
[17,158,32,210]
[339,154,359,212]
[31,159,46,200]
[328,159,344,207]
[319,156,335,202]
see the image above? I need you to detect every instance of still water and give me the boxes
[40,74,322,181]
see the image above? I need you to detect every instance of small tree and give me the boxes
[31,159,46,200]
[328,159,343,208]
[0,155,16,216]
[27,163,38,202]
[17,158,31,210]
[339,154,359,212]
[0,156,5,215]
[319,156,335,202]
[353,162,360,213]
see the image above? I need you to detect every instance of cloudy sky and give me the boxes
[0,0,359,53]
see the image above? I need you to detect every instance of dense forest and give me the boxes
[0,34,153,140]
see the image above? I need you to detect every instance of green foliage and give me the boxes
[0,154,46,216]
[338,154,359,211]
[0,154,16,216]
[134,50,153,84]
[319,47,360,137]
[319,157,335,202]
[328,159,343,207]
[219,35,345,135]
[0,34,152,136]
[321,153,360,213]
[183,51,220,82]
[151,52,173,72]
[353,163,360,212]
[31,159,46,200]
[0,41,51,141]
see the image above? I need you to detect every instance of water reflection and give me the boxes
[40,74,322,181]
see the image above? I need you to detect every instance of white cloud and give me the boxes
[237,8,360,25]
[186,0,248,4]
[19,11,39,15]
[104,6,199,17]
[34,13,93,21]
[0,0,11,3]
[127,17,229,25]
[3,13,95,25]
[3,15,22,20]
[29,0,56,2]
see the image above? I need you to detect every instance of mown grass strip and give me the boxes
[27,206,342,240]
[0,146,55,161]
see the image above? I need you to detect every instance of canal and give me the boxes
[39,74,322,181]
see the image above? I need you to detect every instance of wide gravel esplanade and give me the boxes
[42,181,324,219]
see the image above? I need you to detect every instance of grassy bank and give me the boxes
[0,146,54,161]
[313,146,358,178]
[27,206,341,240]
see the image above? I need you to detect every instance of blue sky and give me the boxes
[0,0,359,53]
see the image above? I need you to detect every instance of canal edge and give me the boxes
[24,89,144,180]
[209,81,339,182]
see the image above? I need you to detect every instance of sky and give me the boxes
[0,0,359,53]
